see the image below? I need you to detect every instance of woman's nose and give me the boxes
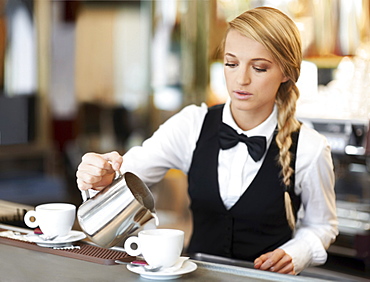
[237,68,251,85]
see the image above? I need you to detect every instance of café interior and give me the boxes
[0,0,369,281]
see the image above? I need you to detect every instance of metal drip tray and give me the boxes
[0,231,134,265]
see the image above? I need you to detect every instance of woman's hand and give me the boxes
[76,151,123,191]
[254,248,295,275]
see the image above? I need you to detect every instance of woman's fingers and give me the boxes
[76,151,123,191]
[254,248,295,275]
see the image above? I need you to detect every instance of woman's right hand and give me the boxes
[76,151,123,191]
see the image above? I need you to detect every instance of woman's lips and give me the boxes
[233,90,253,100]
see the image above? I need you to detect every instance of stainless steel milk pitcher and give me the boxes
[77,172,157,248]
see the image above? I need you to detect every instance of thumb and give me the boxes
[101,151,123,171]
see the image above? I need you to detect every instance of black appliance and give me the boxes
[301,117,370,270]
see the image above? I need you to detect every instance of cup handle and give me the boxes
[24,210,39,228]
[124,236,141,256]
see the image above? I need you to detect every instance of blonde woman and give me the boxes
[76,7,338,275]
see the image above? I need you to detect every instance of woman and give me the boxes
[76,7,338,275]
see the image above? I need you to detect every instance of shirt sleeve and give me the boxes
[279,125,339,274]
[120,103,208,186]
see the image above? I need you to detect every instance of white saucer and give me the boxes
[25,230,86,247]
[127,261,197,280]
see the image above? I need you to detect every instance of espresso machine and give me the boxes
[300,117,370,269]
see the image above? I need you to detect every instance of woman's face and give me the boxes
[224,29,288,121]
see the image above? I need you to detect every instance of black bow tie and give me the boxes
[219,123,267,162]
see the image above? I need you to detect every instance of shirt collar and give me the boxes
[222,98,277,142]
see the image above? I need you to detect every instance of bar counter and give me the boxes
[2,222,359,282]
[1,241,327,282]
[0,224,348,282]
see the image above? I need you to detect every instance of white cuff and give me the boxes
[280,230,328,274]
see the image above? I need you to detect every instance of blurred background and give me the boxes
[0,0,369,278]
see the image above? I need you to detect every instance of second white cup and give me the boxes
[24,203,76,237]
[124,229,184,268]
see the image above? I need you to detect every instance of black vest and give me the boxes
[187,104,300,261]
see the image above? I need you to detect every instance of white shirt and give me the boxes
[117,99,338,274]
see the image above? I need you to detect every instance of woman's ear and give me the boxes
[281,76,290,83]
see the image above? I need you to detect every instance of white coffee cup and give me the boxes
[124,229,184,268]
[24,203,76,237]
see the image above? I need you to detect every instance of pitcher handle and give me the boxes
[84,190,90,201]
[82,169,121,202]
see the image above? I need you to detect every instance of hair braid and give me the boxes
[276,82,301,187]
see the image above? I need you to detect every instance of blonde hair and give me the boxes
[228,7,302,187]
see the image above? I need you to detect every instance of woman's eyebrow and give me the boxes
[251,58,273,64]
[224,52,273,64]
[224,52,236,58]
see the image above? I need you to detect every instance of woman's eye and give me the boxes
[225,63,237,68]
[253,66,267,72]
